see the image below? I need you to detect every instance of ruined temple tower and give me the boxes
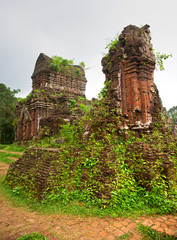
[102,24,160,130]
[7,24,176,207]
[16,53,87,141]
[32,53,86,96]
[16,25,161,141]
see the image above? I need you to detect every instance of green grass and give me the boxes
[0,144,113,219]
[0,152,21,164]
[0,143,26,152]
[0,182,118,218]
[0,143,25,164]
[16,232,49,240]
[0,175,110,218]
[116,233,130,239]
[1,174,154,219]
[1,174,176,219]
[4,97,177,218]
[137,224,177,240]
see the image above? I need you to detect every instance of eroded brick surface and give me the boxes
[102,24,160,130]
[16,53,87,141]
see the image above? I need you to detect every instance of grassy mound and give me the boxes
[5,98,177,216]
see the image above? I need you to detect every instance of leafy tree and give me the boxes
[167,106,177,124]
[0,83,20,144]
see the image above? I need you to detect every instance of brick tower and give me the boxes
[102,25,160,130]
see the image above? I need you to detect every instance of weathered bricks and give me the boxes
[102,24,159,130]
[16,53,87,141]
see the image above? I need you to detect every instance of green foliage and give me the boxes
[75,68,81,75]
[79,61,86,69]
[28,135,59,148]
[37,116,177,215]
[4,96,177,217]
[0,143,25,152]
[18,90,47,104]
[34,89,40,93]
[0,152,21,164]
[19,93,32,104]
[98,80,111,99]
[0,176,109,218]
[137,224,176,240]
[168,106,177,124]
[13,186,22,196]
[79,103,89,112]
[105,33,119,51]
[69,99,77,106]
[155,52,172,71]
[77,96,86,101]
[16,232,49,240]
[50,55,74,73]
[50,56,89,74]
[116,233,130,240]
[0,83,20,144]
[0,144,25,175]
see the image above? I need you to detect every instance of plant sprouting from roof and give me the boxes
[79,61,86,69]
[50,56,74,73]
[105,33,120,51]
[50,56,89,73]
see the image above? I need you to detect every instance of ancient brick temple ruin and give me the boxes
[7,24,176,205]
[102,24,160,130]
[16,53,87,141]
[16,24,162,141]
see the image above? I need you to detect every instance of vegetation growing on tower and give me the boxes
[4,25,177,217]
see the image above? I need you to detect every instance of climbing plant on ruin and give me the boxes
[155,52,172,71]
[105,33,120,51]
[4,25,177,216]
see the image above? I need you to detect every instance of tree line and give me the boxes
[0,83,20,144]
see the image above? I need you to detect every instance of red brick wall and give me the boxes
[102,25,157,130]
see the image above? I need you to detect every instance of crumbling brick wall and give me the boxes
[32,53,86,96]
[102,24,160,130]
[16,53,87,141]
[6,24,177,204]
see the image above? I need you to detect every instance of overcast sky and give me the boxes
[1,0,177,110]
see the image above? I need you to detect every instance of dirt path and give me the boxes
[0,153,177,240]
[0,150,23,156]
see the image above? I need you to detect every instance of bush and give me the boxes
[16,232,49,240]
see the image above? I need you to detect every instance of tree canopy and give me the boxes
[0,83,20,144]
[167,106,177,124]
